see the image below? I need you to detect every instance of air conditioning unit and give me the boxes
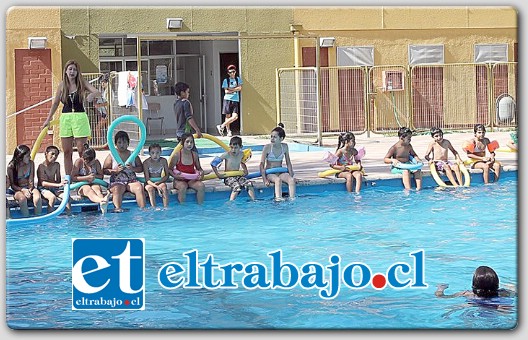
[382,70,405,91]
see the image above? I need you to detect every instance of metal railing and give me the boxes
[277,62,518,138]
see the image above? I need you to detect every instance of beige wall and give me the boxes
[5,6,517,152]
[56,7,295,135]
[5,7,62,152]
[294,7,517,65]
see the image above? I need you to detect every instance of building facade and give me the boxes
[5,6,517,152]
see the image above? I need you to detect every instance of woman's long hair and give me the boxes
[8,144,30,171]
[60,60,85,103]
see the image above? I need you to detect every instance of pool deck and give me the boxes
[18,130,517,200]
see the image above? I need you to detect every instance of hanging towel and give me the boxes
[117,71,129,106]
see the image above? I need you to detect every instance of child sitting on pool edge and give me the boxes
[260,125,296,201]
[71,143,109,214]
[423,127,463,187]
[103,130,146,212]
[143,143,170,208]
[211,136,255,201]
[7,144,42,217]
[330,132,364,193]
[463,124,501,184]
[383,127,423,191]
[169,132,206,204]
[37,145,69,213]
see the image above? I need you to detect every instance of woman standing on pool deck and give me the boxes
[42,60,102,176]
[260,125,296,200]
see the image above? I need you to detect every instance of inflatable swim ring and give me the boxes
[246,167,289,179]
[390,157,423,174]
[7,175,71,226]
[171,167,200,181]
[31,119,59,160]
[318,164,362,178]
[429,161,470,187]
[107,115,147,166]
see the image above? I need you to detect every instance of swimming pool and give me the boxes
[5,173,517,329]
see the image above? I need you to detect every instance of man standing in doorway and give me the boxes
[217,65,242,137]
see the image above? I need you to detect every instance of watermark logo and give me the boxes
[72,238,145,310]
[157,249,427,299]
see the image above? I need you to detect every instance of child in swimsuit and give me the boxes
[7,144,42,217]
[331,132,364,193]
[465,124,501,184]
[423,127,463,187]
[168,133,205,204]
[37,145,69,213]
[71,143,109,214]
[211,136,255,201]
[435,266,516,299]
[383,127,423,191]
[259,125,296,200]
[103,130,146,212]
[143,143,170,208]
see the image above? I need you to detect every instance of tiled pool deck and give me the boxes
[16,130,517,204]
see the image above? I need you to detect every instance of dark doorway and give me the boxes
[219,53,240,135]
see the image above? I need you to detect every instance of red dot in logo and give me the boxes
[372,274,387,289]
[124,300,130,305]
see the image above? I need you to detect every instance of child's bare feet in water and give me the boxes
[99,193,110,214]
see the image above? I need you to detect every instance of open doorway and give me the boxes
[219,53,240,135]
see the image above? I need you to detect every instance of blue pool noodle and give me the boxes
[245,167,289,179]
[6,175,72,226]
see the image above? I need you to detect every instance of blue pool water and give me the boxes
[6,174,517,329]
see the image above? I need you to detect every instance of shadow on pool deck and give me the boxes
[15,130,517,206]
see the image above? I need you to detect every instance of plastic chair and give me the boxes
[146,102,164,135]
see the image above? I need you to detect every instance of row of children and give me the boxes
[6,125,296,216]
[326,124,505,192]
[6,123,508,217]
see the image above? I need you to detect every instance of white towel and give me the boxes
[117,71,130,106]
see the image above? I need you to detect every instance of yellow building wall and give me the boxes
[5,6,517,151]
[294,7,517,65]
[5,7,62,152]
[57,7,295,135]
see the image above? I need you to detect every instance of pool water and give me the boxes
[6,174,517,329]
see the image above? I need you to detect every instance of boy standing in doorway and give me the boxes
[217,65,242,137]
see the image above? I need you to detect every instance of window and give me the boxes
[337,46,374,66]
[99,37,175,96]
[408,45,444,65]
[474,44,508,63]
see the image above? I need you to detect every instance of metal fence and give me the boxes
[276,67,319,137]
[277,62,517,140]
[83,73,106,148]
[86,72,143,151]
